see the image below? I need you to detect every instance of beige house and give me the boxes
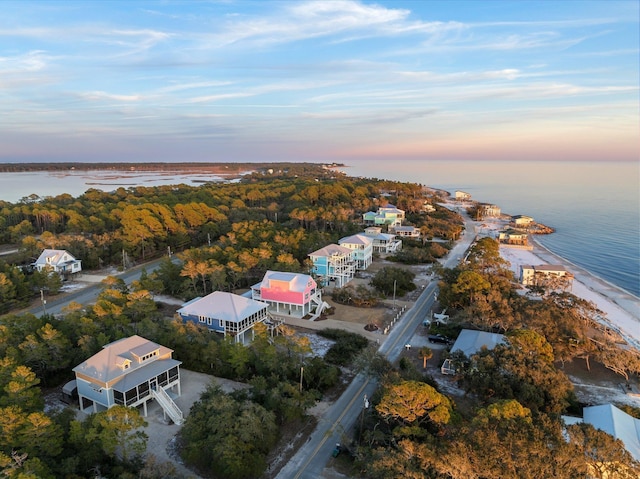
[499,229,528,246]
[477,203,501,218]
[512,215,534,227]
[455,190,471,201]
[73,335,183,423]
[520,264,574,291]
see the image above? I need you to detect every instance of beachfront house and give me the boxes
[177,291,268,344]
[34,249,82,278]
[520,264,574,291]
[338,233,373,270]
[309,244,356,288]
[455,190,471,201]
[364,227,402,254]
[498,229,529,246]
[362,204,405,227]
[72,335,183,424]
[477,203,502,218]
[441,329,505,375]
[250,270,324,319]
[512,215,534,227]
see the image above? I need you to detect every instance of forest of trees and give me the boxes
[350,237,640,478]
[0,163,461,478]
[0,163,460,313]
[1,163,638,478]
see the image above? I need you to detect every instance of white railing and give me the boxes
[151,387,183,425]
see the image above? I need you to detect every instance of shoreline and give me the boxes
[498,235,640,350]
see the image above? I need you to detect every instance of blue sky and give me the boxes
[1,0,638,163]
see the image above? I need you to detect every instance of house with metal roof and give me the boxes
[72,335,183,424]
[177,291,269,344]
[563,403,640,474]
[362,204,405,227]
[583,404,640,462]
[363,227,402,254]
[391,225,421,239]
[309,244,356,288]
[250,271,324,319]
[441,329,505,375]
[34,249,82,277]
[338,233,373,270]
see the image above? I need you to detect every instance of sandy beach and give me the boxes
[497,237,639,351]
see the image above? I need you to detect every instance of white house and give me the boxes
[72,335,183,423]
[177,291,269,344]
[363,227,402,254]
[338,233,373,270]
[520,264,574,290]
[250,271,324,319]
[34,249,82,277]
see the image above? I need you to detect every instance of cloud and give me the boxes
[198,0,461,49]
[78,91,143,102]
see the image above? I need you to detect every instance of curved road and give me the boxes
[28,257,171,318]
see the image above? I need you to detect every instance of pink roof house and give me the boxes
[251,271,323,319]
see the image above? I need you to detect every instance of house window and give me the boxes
[125,388,137,405]
[114,390,124,405]
[157,371,168,387]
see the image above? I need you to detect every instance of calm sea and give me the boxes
[0,161,638,297]
[344,159,639,298]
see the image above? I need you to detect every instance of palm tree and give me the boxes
[418,347,433,370]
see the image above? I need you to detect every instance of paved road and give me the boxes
[276,209,477,479]
[28,257,172,318]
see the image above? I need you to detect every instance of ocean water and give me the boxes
[343,159,639,298]
[0,169,230,202]
[0,161,638,297]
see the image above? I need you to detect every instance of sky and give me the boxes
[1,0,638,164]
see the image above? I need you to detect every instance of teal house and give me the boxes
[309,244,356,288]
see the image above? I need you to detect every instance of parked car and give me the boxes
[428,334,452,345]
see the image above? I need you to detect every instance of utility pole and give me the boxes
[393,279,397,310]
[40,289,47,315]
[299,366,304,393]
[359,394,369,443]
